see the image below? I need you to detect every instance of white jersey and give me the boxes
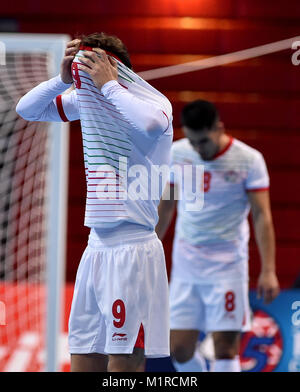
[170,136,269,282]
[16,51,173,239]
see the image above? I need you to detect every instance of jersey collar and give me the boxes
[212,135,234,160]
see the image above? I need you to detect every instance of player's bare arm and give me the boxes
[60,39,81,83]
[77,48,118,89]
[155,183,178,240]
[248,190,280,304]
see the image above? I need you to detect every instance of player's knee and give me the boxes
[215,345,237,359]
[213,332,240,359]
[108,357,136,372]
[171,344,194,363]
[108,348,144,372]
[132,347,145,369]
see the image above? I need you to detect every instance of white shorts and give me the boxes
[169,277,251,333]
[68,231,170,358]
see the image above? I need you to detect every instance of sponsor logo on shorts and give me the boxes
[112,332,127,342]
[226,313,236,320]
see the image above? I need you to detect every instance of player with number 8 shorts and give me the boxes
[156,100,280,372]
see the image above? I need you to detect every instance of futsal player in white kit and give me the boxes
[16,33,173,372]
[156,100,280,372]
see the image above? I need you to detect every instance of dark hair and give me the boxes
[78,32,132,69]
[181,100,219,131]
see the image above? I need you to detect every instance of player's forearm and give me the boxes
[253,211,276,273]
[101,80,170,135]
[16,75,71,121]
[155,199,176,240]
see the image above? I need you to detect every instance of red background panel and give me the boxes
[0,0,238,18]
[3,0,300,20]
[147,59,299,94]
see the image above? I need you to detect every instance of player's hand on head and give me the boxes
[257,270,280,304]
[78,48,118,90]
[60,39,81,84]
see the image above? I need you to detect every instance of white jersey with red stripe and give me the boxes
[16,51,173,238]
[170,136,269,282]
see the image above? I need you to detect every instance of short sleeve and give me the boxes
[245,152,270,191]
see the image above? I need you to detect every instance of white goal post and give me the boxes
[0,33,70,372]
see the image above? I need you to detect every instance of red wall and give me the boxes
[4,0,300,288]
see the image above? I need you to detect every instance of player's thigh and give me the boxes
[170,329,200,362]
[71,353,108,372]
[212,331,241,359]
[169,278,205,331]
[107,348,144,372]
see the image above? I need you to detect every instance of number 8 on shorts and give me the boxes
[225,291,235,312]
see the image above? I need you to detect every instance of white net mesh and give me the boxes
[0,51,50,371]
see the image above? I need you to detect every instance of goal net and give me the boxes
[0,34,69,371]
